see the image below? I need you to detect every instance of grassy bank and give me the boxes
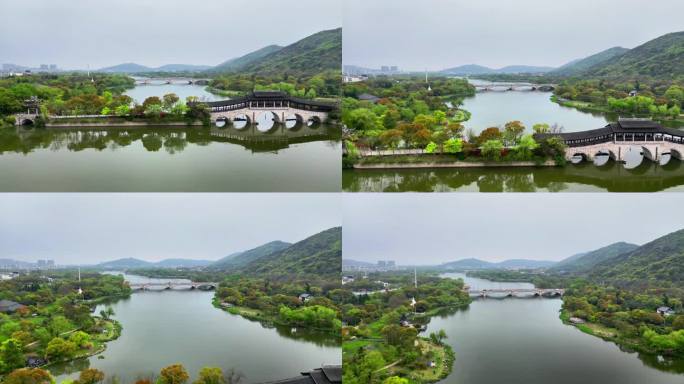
[559,309,679,357]
[551,95,684,126]
[211,297,339,335]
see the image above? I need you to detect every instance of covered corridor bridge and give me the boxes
[534,118,684,165]
[197,91,337,126]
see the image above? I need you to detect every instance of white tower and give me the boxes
[77,267,83,295]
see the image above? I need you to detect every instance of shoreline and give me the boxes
[46,121,204,128]
[352,160,557,169]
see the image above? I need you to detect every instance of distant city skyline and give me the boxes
[343,0,684,70]
[343,194,684,265]
[0,194,341,264]
[1,0,340,69]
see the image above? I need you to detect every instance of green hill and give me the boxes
[233,28,341,77]
[552,46,629,76]
[589,229,684,286]
[210,45,283,73]
[550,242,639,275]
[584,31,684,79]
[241,227,341,276]
[211,241,292,269]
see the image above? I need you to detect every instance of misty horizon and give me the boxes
[343,0,683,70]
[343,194,684,265]
[0,194,341,264]
[1,0,340,69]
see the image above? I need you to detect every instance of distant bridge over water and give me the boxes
[128,281,218,291]
[475,83,556,92]
[468,288,565,298]
[134,78,210,85]
[535,119,684,167]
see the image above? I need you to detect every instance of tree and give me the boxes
[481,140,503,160]
[1,338,25,372]
[193,367,224,384]
[142,96,162,109]
[76,369,105,384]
[477,127,502,145]
[69,331,92,349]
[673,316,684,331]
[3,368,54,384]
[162,93,180,110]
[532,123,550,134]
[425,142,437,154]
[513,134,539,160]
[45,337,77,361]
[114,105,130,116]
[444,138,463,154]
[159,364,189,384]
[344,108,382,132]
[503,121,525,145]
[437,329,448,344]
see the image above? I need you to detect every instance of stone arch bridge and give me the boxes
[535,119,684,166]
[198,91,336,127]
[475,83,556,92]
[128,281,218,291]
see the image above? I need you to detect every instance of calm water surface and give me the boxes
[125,79,219,103]
[427,273,684,384]
[0,124,340,192]
[51,274,340,383]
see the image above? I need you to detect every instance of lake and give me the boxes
[343,80,684,192]
[0,81,340,192]
[50,274,340,383]
[426,273,684,384]
[462,79,611,133]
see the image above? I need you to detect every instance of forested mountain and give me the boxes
[589,229,684,286]
[229,28,341,77]
[582,31,684,79]
[550,242,639,275]
[241,227,341,276]
[552,46,630,76]
[210,241,292,269]
[210,45,283,73]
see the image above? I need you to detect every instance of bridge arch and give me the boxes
[256,111,281,132]
[232,113,251,129]
[19,118,34,126]
[570,152,590,164]
[593,149,616,166]
[215,116,231,128]
[671,148,683,160]
[306,116,322,127]
[641,146,657,162]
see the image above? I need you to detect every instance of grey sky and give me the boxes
[0,193,340,265]
[343,0,683,70]
[343,194,684,265]
[1,0,340,69]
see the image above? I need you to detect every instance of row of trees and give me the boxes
[606,95,680,118]
[209,70,340,99]
[2,364,244,384]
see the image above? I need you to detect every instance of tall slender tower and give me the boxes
[414,267,417,288]
[77,267,83,295]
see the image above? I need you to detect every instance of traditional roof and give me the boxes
[534,119,684,145]
[198,92,336,111]
[0,299,26,313]
[260,366,341,384]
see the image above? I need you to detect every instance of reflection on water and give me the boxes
[51,274,340,383]
[430,273,684,384]
[125,81,219,103]
[0,125,341,192]
[343,160,684,192]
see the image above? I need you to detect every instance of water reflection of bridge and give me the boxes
[469,288,564,298]
[128,281,218,291]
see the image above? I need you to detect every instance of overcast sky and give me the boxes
[1,0,340,69]
[344,0,683,70]
[0,194,340,265]
[343,194,684,265]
